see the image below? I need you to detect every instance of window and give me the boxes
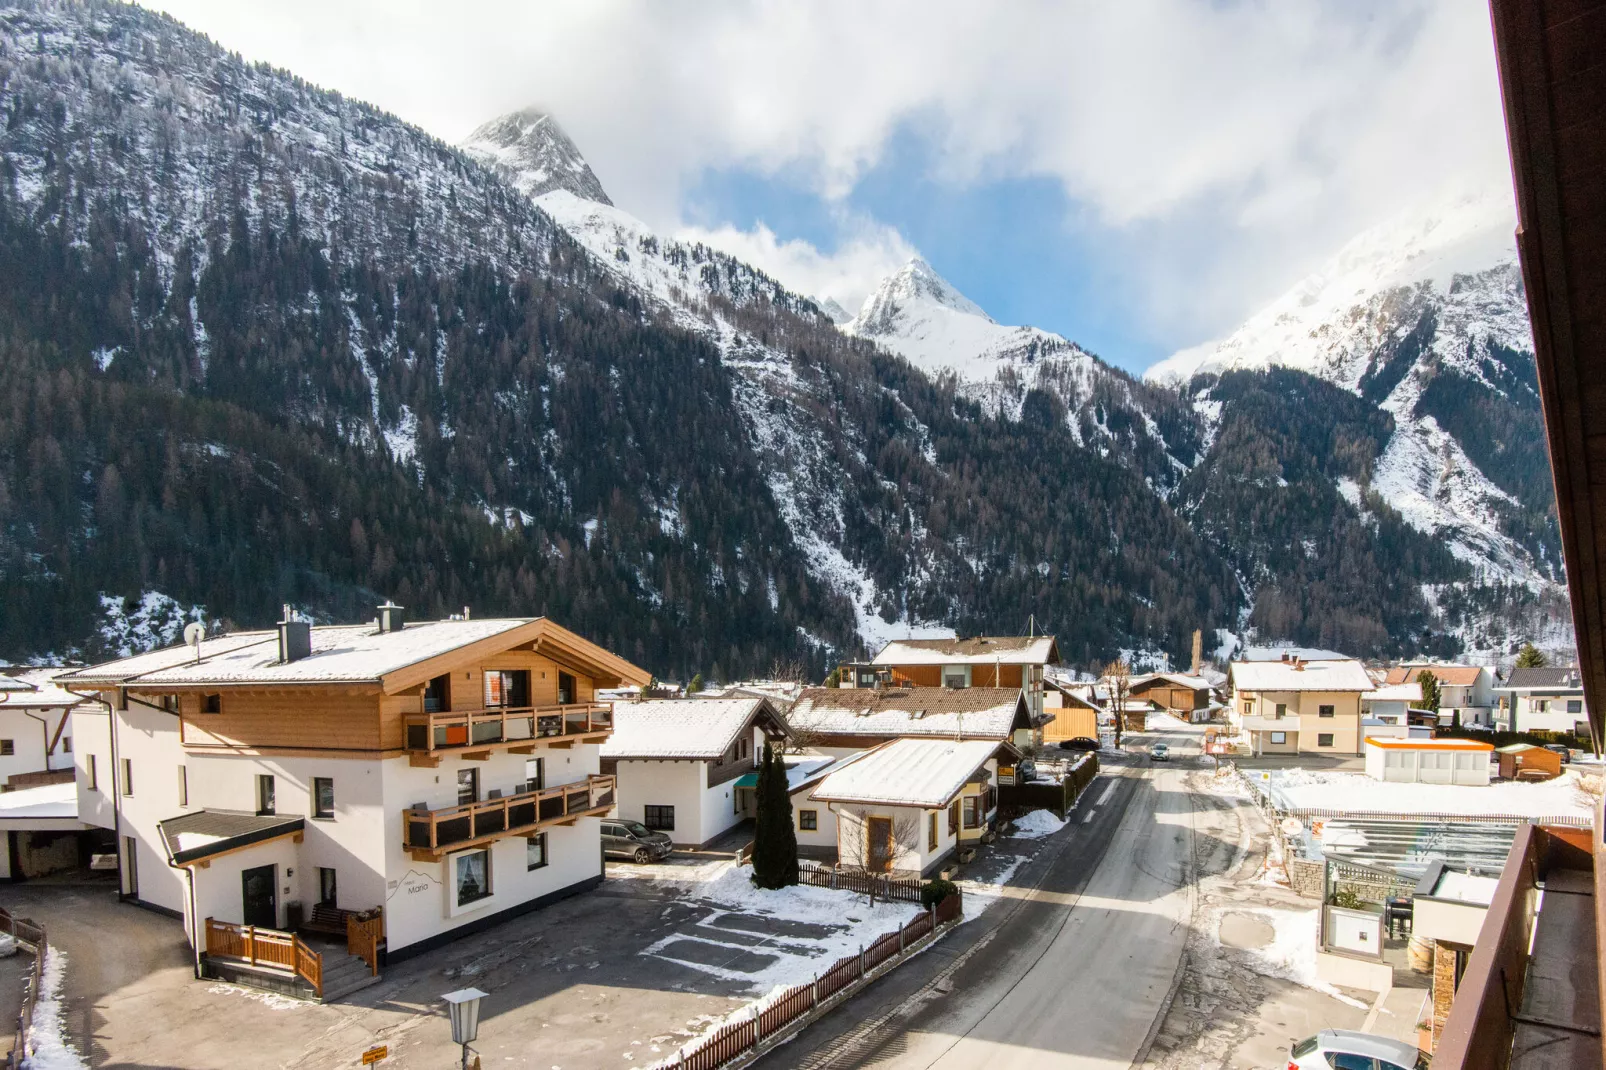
[1242,701,1252,716]
[644,805,675,831]
[798,809,818,831]
[943,666,968,689]
[523,758,544,793]
[1317,733,1335,747]
[0,739,12,756]
[457,768,479,806]
[928,811,938,850]
[423,674,450,713]
[1269,731,1287,744]
[525,833,549,871]
[313,777,335,819]
[177,766,188,807]
[454,850,491,906]
[1569,700,1584,714]
[87,754,97,791]
[61,737,71,754]
[962,796,979,829]
[318,867,338,906]
[200,693,222,714]
[256,774,276,815]
[949,800,960,834]
[1538,699,1550,712]
[485,670,530,708]
[121,757,133,796]
[1274,703,1287,718]
[1318,704,1335,718]
[558,671,576,706]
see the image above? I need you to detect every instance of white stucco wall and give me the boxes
[832,803,956,876]
[790,786,839,855]
[96,693,188,915]
[0,704,72,784]
[611,760,709,845]
[1413,897,1490,947]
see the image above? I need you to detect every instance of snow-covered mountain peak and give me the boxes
[1146,187,1520,388]
[462,107,612,206]
[853,257,994,329]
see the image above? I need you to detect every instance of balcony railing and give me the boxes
[205,918,323,995]
[402,774,616,858]
[403,703,612,765]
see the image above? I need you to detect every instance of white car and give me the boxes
[1287,1030,1430,1070]
[1148,743,1169,761]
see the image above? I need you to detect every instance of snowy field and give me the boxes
[1265,767,1596,820]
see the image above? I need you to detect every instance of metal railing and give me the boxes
[403,774,616,854]
[402,703,612,756]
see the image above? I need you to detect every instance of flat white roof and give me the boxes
[0,781,77,820]
[1430,871,1499,905]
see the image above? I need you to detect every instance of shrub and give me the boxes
[921,878,958,909]
[1330,888,1364,910]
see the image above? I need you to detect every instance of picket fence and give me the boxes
[653,891,962,1070]
[796,865,925,903]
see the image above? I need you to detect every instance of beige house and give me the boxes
[1228,656,1373,756]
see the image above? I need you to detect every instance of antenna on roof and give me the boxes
[183,621,206,663]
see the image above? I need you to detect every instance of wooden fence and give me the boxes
[346,909,384,976]
[651,890,963,1070]
[1,908,45,1068]
[999,752,1099,819]
[796,865,924,902]
[205,918,324,995]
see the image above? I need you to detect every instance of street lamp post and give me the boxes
[441,987,488,1070]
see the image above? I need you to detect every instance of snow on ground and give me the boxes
[956,854,1029,918]
[1216,906,1369,1009]
[1009,809,1067,839]
[622,860,918,994]
[1266,768,1594,820]
[1144,710,1192,731]
[26,948,88,1069]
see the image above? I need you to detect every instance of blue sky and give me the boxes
[145,1,1513,377]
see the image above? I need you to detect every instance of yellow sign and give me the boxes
[361,1046,388,1065]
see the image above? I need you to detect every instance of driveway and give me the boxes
[1,858,920,1069]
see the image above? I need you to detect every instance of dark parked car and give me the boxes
[1545,743,1572,764]
[602,819,673,863]
[1059,737,1099,752]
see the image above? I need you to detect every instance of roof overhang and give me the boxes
[1489,0,1606,753]
[380,618,651,694]
[160,811,305,867]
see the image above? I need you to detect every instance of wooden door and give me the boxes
[867,817,894,872]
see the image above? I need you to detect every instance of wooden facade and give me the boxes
[1130,680,1207,713]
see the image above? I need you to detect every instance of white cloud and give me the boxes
[140,0,1512,354]
[674,217,917,316]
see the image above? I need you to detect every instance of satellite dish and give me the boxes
[184,622,206,648]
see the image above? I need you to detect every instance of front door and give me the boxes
[318,867,337,907]
[242,864,277,928]
[867,817,894,873]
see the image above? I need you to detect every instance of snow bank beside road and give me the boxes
[1009,810,1067,839]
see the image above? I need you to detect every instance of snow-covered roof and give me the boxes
[0,781,77,821]
[59,617,647,691]
[788,687,1027,740]
[1366,682,1423,702]
[601,698,784,761]
[809,738,1005,809]
[0,668,89,709]
[1133,672,1213,691]
[785,753,865,795]
[872,635,1057,666]
[1229,658,1374,693]
[1426,870,1499,905]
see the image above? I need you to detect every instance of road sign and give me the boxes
[361,1046,388,1065]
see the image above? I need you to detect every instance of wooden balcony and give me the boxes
[402,774,616,860]
[403,703,612,767]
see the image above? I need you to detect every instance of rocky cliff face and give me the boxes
[462,107,614,205]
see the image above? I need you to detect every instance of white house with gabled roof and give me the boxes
[0,668,86,787]
[58,607,649,1001]
[805,737,1016,877]
[1229,655,1374,756]
[599,697,790,847]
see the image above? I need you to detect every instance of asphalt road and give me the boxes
[767,723,1200,1070]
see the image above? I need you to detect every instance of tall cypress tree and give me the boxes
[751,741,798,888]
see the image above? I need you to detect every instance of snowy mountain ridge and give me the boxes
[462,107,614,206]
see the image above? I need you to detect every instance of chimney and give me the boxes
[377,601,406,634]
[462,606,472,621]
[277,606,311,663]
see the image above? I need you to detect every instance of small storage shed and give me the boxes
[1363,737,1494,786]
[1495,743,1563,781]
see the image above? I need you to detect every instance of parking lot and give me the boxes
[0,856,937,1069]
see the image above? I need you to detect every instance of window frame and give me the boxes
[454,849,492,907]
[927,811,938,850]
[798,809,818,832]
[177,765,188,807]
[256,774,276,816]
[644,805,675,832]
[962,795,979,829]
[121,757,133,796]
[526,833,548,872]
[1317,733,1335,748]
[0,739,12,756]
[200,693,222,714]
[1269,731,1287,745]
[87,754,98,791]
[1318,704,1335,718]
[312,777,335,819]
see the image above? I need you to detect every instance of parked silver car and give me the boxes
[1288,1030,1429,1070]
[602,819,673,863]
[1149,742,1170,762]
